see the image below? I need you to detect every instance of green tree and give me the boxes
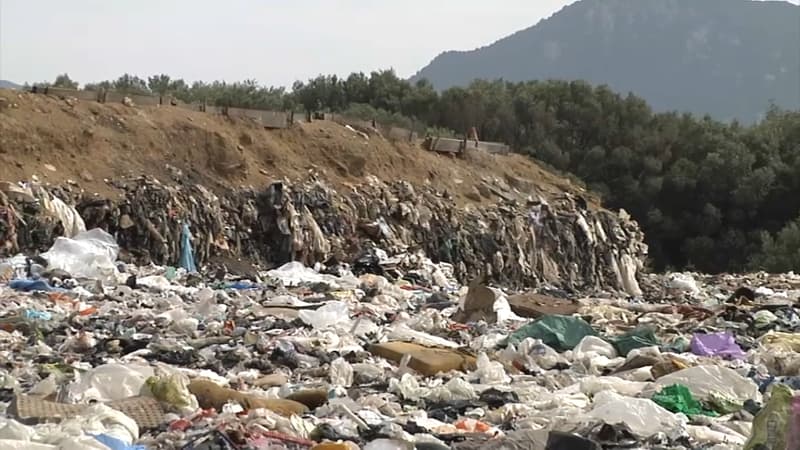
[344,72,370,105]
[147,74,172,95]
[401,79,439,124]
[113,74,150,95]
[83,80,112,92]
[53,73,78,89]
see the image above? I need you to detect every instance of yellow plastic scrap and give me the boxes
[146,374,192,408]
[329,290,358,302]
[578,304,637,325]
[744,383,793,450]
[758,332,800,353]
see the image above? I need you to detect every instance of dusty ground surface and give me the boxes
[0,89,594,206]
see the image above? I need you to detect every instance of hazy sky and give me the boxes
[2,0,796,88]
[0,0,581,87]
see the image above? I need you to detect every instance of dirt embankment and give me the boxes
[0,89,593,205]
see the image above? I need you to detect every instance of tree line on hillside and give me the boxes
[35,72,800,274]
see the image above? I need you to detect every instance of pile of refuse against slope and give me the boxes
[2,177,800,449]
[0,174,646,295]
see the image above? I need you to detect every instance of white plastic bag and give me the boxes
[360,274,412,300]
[470,332,509,352]
[351,317,379,337]
[654,365,761,404]
[686,424,746,447]
[388,373,430,401]
[491,290,524,323]
[619,253,643,297]
[471,353,511,384]
[574,336,618,359]
[68,403,140,444]
[573,336,622,375]
[67,363,154,403]
[586,391,684,438]
[299,301,350,329]
[579,376,653,397]
[518,338,566,370]
[41,228,118,282]
[135,275,172,291]
[428,377,477,402]
[267,262,340,288]
[0,255,28,280]
[46,196,86,238]
[666,273,700,295]
[3,404,141,450]
[330,357,354,387]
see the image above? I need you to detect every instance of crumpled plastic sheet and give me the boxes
[267,262,344,289]
[572,336,622,375]
[299,301,351,330]
[690,332,745,360]
[583,391,686,438]
[67,363,154,404]
[654,365,762,405]
[0,403,140,450]
[505,315,596,352]
[471,353,510,384]
[44,196,87,239]
[40,228,119,283]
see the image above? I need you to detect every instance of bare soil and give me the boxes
[0,89,595,206]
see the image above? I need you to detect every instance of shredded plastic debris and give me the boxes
[0,174,796,449]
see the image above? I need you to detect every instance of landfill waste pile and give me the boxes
[1,175,797,449]
[0,174,646,295]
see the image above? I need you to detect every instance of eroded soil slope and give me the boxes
[0,89,591,205]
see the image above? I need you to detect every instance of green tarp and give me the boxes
[611,327,660,356]
[505,315,596,352]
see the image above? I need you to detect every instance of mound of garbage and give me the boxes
[4,174,797,450]
[1,174,646,295]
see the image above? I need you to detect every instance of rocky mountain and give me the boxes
[0,80,21,90]
[412,0,800,122]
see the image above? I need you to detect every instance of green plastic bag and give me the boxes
[745,383,793,450]
[652,384,718,417]
[505,315,596,352]
[611,327,660,356]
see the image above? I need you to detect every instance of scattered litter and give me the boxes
[0,173,790,449]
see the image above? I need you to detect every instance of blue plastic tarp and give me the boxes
[9,279,56,292]
[179,223,197,273]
